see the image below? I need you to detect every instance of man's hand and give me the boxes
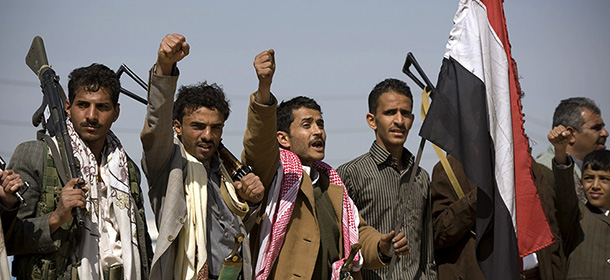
[379,230,410,258]
[234,173,264,204]
[156,33,190,76]
[0,170,23,208]
[549,125,572,165]
[49,178,88,234]
[253,49,275,104]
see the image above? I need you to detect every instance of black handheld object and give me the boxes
[402,52,436,92]
[0,156,29,206]
[26,36,85,226]
[218,143,253,182]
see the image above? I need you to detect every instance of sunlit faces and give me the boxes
[65,87,119,153]
[367,91,414,152]
[570,109,608,160]
[174,107,225,162]
[582,167,610,210]
[278,107,326,167]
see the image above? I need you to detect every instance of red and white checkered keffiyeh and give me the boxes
[255,148,361,280]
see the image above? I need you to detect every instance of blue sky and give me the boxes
[1,0,609,223]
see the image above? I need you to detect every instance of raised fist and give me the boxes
[156,33,190,76]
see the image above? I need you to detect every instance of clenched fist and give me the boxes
[253,49,275,104]
[548,125,572,164]
[235,172,265,204]
[156,33,190,76]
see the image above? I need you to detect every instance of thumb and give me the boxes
[381,230,395,242]
[233,181,243,191]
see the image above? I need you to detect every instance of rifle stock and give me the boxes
[26,36,85,226]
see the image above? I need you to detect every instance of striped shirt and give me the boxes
[337,141,437,280]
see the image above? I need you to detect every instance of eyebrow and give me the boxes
[190,121,224,126]
[300,117,314,123]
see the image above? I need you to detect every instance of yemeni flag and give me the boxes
[420,0,554,278]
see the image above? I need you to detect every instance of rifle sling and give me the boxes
[38,131,71,185]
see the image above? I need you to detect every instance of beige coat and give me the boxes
[242,93,386,279]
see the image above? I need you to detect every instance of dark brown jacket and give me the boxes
[431,156,565,280]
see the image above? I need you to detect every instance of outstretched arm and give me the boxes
[549,125,580,253]
[141,34,189,178]
[242,49,280,188]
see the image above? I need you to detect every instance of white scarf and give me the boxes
[175,138,209,280]
[60,120,141,280]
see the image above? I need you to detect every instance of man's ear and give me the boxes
[366,113,377,130]
[174,119,182,136]
[65,99,72,119]
[566,126,578,145]
[407,113,415,129]
[112,104,120,122]
[277,131,290,149]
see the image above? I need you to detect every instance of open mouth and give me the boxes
[311,139,325,151]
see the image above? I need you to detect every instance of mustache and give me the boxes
[310,135,325,145]
[80,121,100,127]
[196,140,215,146]
[390,124,407,131]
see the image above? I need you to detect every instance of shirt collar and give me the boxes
[368,141,414,172]
[302,165,320,187]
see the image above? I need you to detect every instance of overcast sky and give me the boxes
[1,0,609,226]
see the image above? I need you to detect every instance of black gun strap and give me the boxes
[38,131,71,185]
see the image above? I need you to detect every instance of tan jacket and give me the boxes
[242,93,386,279]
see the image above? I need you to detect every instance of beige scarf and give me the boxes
[175,141,209,280]
[175,136,251,279]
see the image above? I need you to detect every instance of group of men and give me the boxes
[0,32,608,280]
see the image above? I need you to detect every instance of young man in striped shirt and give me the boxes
[337,78,437,279]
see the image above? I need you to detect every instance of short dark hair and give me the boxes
[552,97,601,132]
[277,96,321,134]
[368,78,413,114]
[173,82,231,123]
[583,149,610,172]
[68,63,120,106]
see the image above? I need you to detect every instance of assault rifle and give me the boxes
[26,36,86,225]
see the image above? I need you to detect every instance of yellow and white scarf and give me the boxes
[175,144,209,280]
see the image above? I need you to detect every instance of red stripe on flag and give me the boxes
[482,0,554,257]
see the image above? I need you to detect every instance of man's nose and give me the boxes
[312,123,323,135]
[200,127,212,140]
[600,126,609,138]
[394,113,404,125]
[85,107,98,122]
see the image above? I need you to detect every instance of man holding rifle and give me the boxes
[337,78,437,279]
[6,63,153,279]
[142,33,263,280]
